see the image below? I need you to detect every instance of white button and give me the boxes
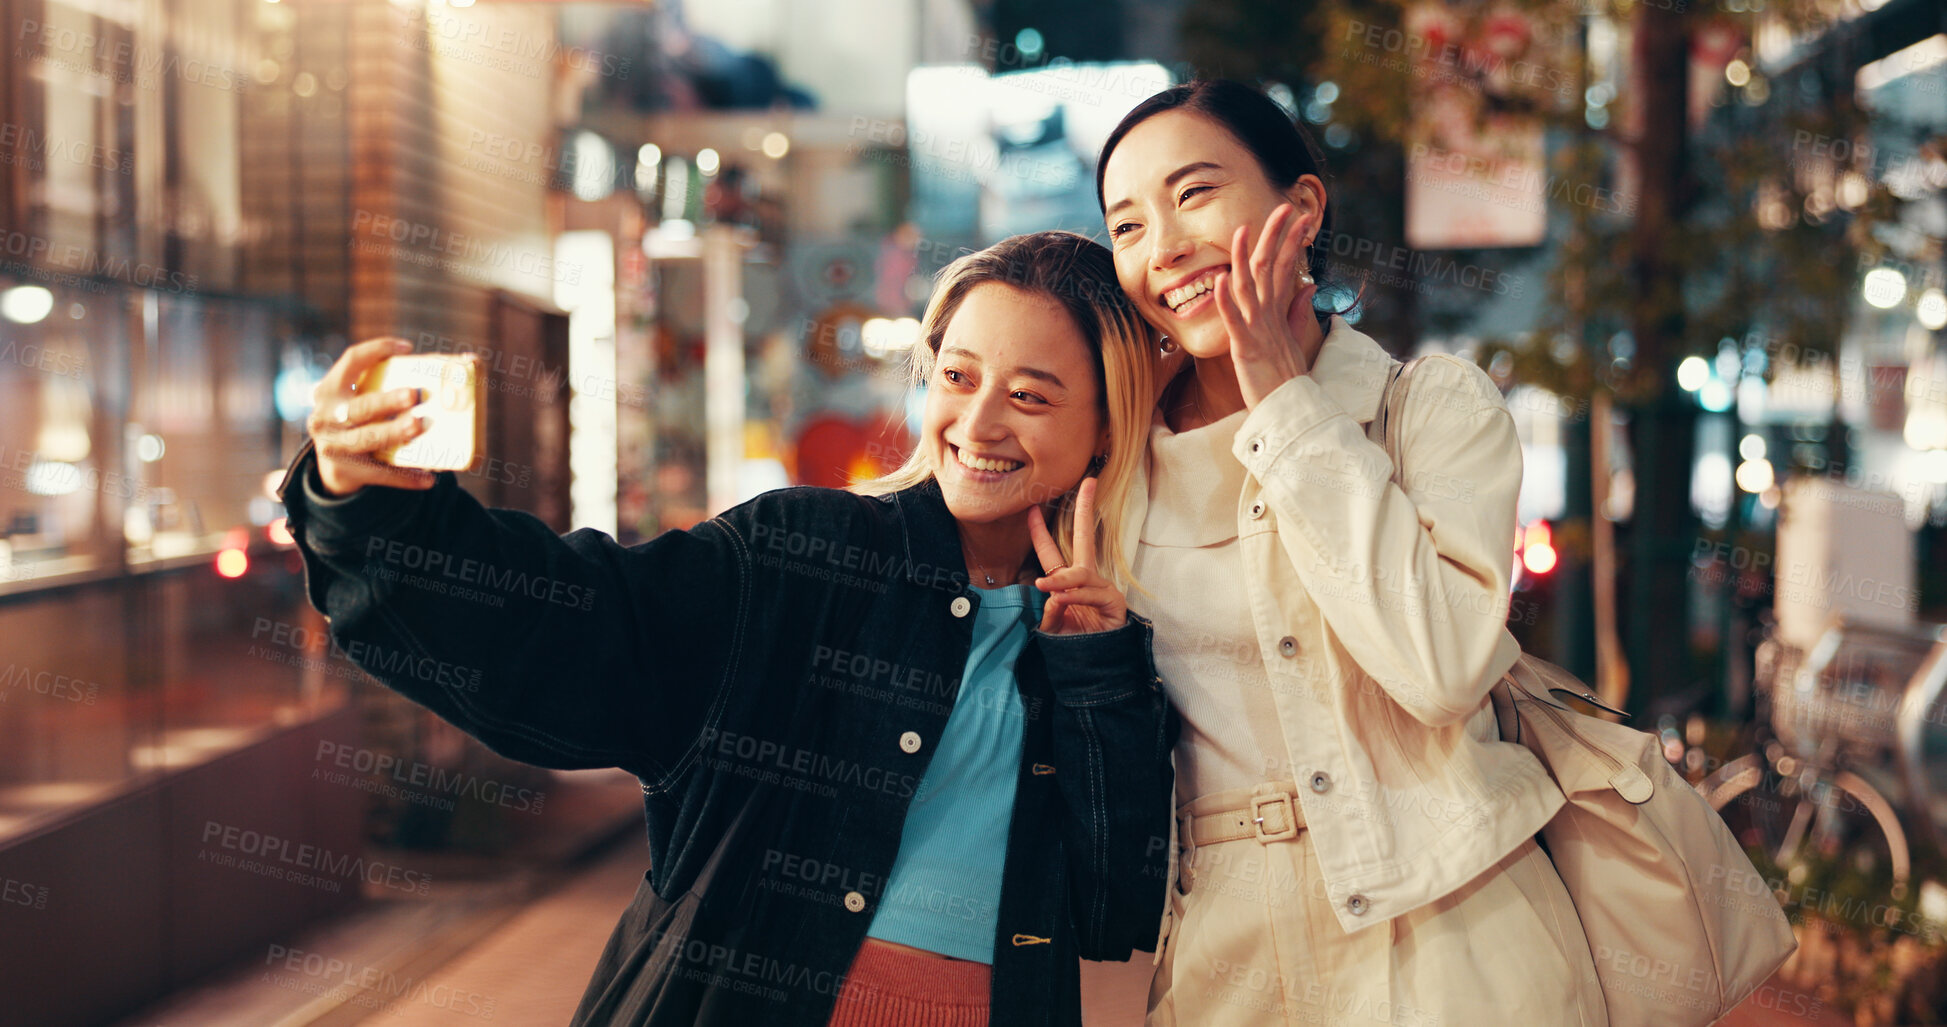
[1346,894,1369,916]
[950,596,972,618]
[1310,771,1332,794]
[1249,439,1263,454]
[899,731,922,754]
[1278,636,1297,657]
[1249,501,1266,520]
[844,891,866,912]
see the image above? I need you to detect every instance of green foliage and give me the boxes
[1167,0,1911,402]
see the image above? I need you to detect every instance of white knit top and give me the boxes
[1131,408,1291,803]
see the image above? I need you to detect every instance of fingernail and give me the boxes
[415,387,428,404]
[413,414,427,430]
[393,339,412,352]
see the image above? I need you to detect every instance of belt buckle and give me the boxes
[1251,794,1297,842]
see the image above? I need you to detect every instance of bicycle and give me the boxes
[1695,619,1930,901]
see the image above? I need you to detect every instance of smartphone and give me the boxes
[354,353,484,471]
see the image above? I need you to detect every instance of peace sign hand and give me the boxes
[1027,477,1128,636]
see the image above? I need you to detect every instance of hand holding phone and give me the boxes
[307,339,483,497]
[354,353,484,471]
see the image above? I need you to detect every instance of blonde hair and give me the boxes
[852,231,1156,588]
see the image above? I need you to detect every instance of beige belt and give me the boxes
[1178,786,1306,847]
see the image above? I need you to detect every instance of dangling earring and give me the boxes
[1159,335,1177,355]
[1087,452,1109,475]
[1298,235,1316,288]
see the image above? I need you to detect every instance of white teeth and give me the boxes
[1164,273,1218,312]
[957,450,1023,473]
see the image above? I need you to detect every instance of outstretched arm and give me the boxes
[283,444,750,784]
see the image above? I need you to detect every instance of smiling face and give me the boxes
[922,283,1107,526]
[1101,109,1316,360]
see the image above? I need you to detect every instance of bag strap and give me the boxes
[1365,355,1429,481]
[1370,358,1633,727]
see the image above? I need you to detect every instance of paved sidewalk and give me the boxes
[113,769,643,1027]
[351,838,645,1026]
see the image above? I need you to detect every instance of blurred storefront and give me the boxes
[0,0,583,1021]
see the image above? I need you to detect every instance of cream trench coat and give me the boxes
[1124,316,1565,946]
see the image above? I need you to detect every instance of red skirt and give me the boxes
[825,939,991,1027]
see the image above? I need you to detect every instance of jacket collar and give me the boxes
[888,478,973,591]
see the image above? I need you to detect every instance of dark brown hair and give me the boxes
[1096,80,1336,287]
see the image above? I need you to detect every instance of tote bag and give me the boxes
[1371,357,1796,1027]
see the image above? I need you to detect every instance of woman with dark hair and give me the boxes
[1096,81,1606,1025]
[280,231,1175,1027]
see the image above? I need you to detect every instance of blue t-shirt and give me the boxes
[865,583,1043,963]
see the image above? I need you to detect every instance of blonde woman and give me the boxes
[280,231,1175,1026]
[1097,81,1605,1025]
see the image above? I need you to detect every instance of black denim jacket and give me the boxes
[278,447,1176,1026]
